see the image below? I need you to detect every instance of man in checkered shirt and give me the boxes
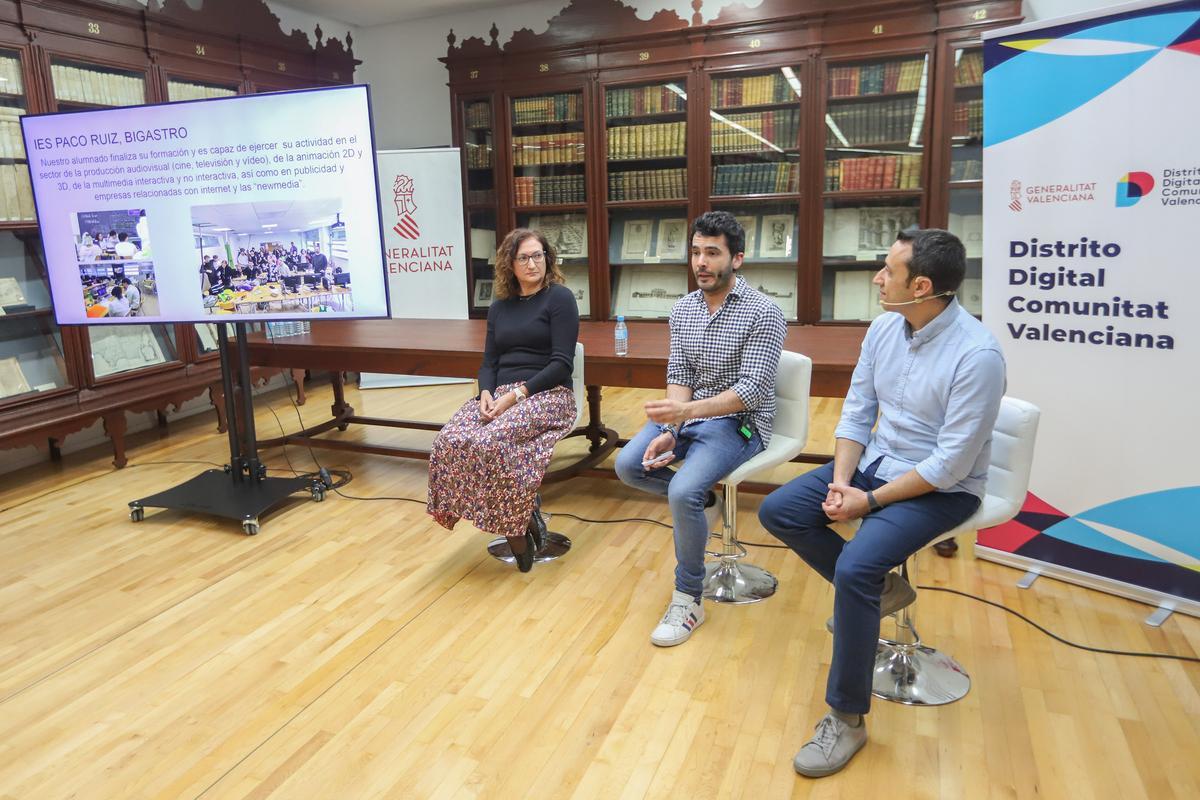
[616,211,787,648]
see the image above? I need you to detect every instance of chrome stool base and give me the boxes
[702,559,778,604]
[487,532,571,564]
[871,642,970,705]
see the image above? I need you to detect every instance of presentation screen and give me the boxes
[20,84,389,324]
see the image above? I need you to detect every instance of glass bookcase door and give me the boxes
[167,77,238,102]
[822,196,920,322]
[0,232,71,403]
[0,49,33,224]
[606,80,687,202]
[947,45,983,316]
[709,67,803,198]
[724,202,800,322]
[462,98,497,207]
[510,90,586,210]
[516,210,588,319]
[46,58,181,380]
[468,209,498,312]
[822,53,930,321]
[608,205,688,320]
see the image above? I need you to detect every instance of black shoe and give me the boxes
[933,538,959,558]
[529,504,547,554]
[513,531,536,573]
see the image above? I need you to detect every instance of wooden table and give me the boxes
[245,319,864,480]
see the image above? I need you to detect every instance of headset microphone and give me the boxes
[878,290,956,307]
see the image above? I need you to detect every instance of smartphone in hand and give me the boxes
[641,451,674,469]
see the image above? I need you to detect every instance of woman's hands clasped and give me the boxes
[479,389,519,424]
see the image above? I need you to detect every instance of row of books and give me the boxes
[824,154,922,191]
[952,98,983,138]
[512,93,582,125]
[0,56,24,95]
[712,162,799,195]
[608,168,686,201]
[465,101,491,129]
[606,85,684,118]
[512,132,585,165]
[465,141,493,168]
[825,98,920,146]
[828,60,924,98]
[52,64,144,106]
[607,122,686,160]
[954,50,983,86]
[466,188,496,205]
[712,108,800,154]
[514,175,585,206]
[950,158,982,182]
[711,72,795,108]
[168,81,236,102]
[0,106,26,160]
[0,163,35,220]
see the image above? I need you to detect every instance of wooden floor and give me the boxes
[0,378,1197,800]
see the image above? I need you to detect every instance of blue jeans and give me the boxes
[758,459,979,715]
[615,418,763,599]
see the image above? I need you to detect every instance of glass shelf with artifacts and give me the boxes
[0,49,34,227]
[822,54,930,198]
[167,77,239,102]
[821,196,921,322]
[516,210,589,319]
[720,201,800,321]
[605,80,688,205]
[462,97,498,209]
[511,90,587,212]
[608,206,689,320]
[710,67,803,199]
[0,232,72,406]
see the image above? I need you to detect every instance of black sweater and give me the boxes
[478,283,579,396]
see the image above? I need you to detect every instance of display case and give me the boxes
[511,87,590,318]
[445,0,1021,326]
[0,0,358,466]
[605,78,688,319]
[461,95,500,312]
[944,44,984,315]
[821,53,930,321]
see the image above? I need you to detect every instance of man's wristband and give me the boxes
[658,423,678,439]
[866,490,883,513]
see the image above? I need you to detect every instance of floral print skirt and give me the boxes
[427,383,576,538]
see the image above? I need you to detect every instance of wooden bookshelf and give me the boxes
[0,0,357,468]
[444,0,1021,323]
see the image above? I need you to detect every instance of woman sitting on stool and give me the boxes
[427,228,579,572]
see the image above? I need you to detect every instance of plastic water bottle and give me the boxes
[614,315,628,356]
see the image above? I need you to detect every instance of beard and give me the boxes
[696,264,734,293]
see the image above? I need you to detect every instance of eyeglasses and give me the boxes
[515,251,546,266]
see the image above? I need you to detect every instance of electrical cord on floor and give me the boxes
[247,369,1200,665]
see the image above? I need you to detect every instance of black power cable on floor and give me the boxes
[252,370,1200,666]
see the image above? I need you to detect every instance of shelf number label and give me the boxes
[469,69,479,80]
[638,51,650,61]
[86,22,101,35]
[277,61,287,72]
[194,44,206,56]
[972,8,988,20]
[872,24,885,35]
[749,39,762,49]
[538,63,550,73]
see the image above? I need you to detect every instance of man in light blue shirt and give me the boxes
[759,228,1005,778]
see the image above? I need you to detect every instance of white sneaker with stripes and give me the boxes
[650,590,705,647]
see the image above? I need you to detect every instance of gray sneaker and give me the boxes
[826,571,917,633]
[793,713,868,777]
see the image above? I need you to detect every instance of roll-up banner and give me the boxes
[361,148,470,388]
[979,0,1200,618]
